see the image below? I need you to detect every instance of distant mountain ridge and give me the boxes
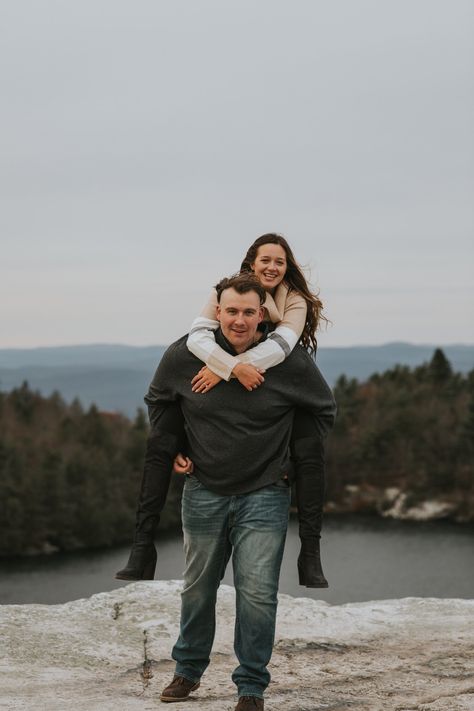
[0,342,473,417]
[0,344,168,369]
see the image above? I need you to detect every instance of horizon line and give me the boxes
[1,341,474,352]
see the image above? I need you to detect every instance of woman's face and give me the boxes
[251,243,287,292]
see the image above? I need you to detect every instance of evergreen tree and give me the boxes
[429,348,453,383]
[1,350,473,557]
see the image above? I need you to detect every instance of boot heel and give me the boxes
[141,553,157,580]
[297,561,307,586]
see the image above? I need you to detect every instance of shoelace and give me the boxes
[173,676,191,686]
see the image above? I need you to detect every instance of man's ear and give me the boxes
[216,304,222,323]
[257,306,264,323]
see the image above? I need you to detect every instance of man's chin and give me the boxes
[226,332,250,350]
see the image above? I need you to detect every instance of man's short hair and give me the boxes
[215,273,266,305]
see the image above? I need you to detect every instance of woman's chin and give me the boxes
[261,278,279,289]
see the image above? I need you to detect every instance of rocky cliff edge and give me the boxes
[1,581,473,710]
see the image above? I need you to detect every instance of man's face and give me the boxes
[216,288,264,354]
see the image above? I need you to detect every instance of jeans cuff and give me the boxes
[238,689,265,699]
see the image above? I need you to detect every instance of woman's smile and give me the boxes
[251,243,287,291]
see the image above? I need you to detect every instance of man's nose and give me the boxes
[234,312,245,324]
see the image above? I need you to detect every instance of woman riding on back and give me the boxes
[116,233,331,588]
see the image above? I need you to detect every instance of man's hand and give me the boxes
[191,366,222,393]
[232,363,265,392]
[173,452,194,474]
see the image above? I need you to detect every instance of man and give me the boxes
[145,273,336,710]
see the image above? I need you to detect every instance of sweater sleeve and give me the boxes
[295,350,337,437]
[237,291,307,371]
[144,343,181,429]
[286,352,337,439]
[186,290,240,381]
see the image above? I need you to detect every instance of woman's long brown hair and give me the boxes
[240,233,327,353]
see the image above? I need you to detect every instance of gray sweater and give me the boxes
[145,329,336,496]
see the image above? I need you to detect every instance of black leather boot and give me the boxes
[116,405,184,581]
[115,517,158,581]
[291,434,329,588]
[297,538,328,588]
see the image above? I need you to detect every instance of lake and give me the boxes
[0,515,472,606]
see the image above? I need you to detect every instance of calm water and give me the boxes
[0,516,472,606]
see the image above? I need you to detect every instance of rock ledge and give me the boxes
[1,581,473,710]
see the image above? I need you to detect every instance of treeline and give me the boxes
[0,349,473,556]
[326,348,474,520]
[0,388,183,557]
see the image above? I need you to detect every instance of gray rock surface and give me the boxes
[1,581,473,710]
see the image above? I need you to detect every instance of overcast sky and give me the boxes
[1,0,473,348]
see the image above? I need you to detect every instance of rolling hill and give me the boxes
[0,342,472,417]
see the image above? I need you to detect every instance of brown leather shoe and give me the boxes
[235,696,264,710]
[160,675,200,702]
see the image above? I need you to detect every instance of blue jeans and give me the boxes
[172,475,291,699]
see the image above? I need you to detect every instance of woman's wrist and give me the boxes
[231,361,244,376]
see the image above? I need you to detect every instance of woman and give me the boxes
[116,233,330,588]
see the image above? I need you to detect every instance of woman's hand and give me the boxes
[232,363,265,392]
[191,366,223,393]
[173,452,194,474]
